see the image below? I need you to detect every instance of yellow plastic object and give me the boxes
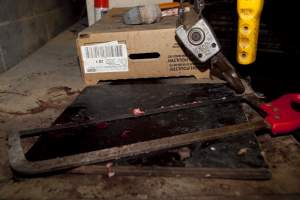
[237,0,264,65]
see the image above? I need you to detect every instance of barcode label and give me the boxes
[81,41,128,73]
[84,45,123,58]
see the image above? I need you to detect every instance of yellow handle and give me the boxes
[237,0,264,65]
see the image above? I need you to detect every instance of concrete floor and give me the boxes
[0,23,300,200]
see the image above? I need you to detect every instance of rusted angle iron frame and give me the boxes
[8,119,266,175]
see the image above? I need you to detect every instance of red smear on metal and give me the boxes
[121,130,131,138]
[132,108,145,116]
[260,93,300,135]
[177,147,191,160]
[106,162,115,178]
[96,121,108,129]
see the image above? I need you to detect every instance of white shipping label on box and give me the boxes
[81,41,129,73]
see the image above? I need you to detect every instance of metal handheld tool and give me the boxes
[176,0,245,94]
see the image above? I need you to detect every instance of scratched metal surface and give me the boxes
[115,132,267,169]
[25,83,267,171]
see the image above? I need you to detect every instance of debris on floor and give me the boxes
[238,148,249,156]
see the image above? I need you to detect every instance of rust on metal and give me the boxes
[8,120,267,175]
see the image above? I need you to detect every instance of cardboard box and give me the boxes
[76,8,209,85]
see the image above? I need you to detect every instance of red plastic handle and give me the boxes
[260,94,300,135]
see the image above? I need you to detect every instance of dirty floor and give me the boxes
[0,24,300,200]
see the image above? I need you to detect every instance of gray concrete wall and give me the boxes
[0,0,78,73]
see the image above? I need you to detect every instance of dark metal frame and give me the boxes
[8,120,266,175]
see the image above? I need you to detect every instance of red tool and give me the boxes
[259,94,300,135]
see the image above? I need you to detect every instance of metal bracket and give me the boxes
[176,18,220,62]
